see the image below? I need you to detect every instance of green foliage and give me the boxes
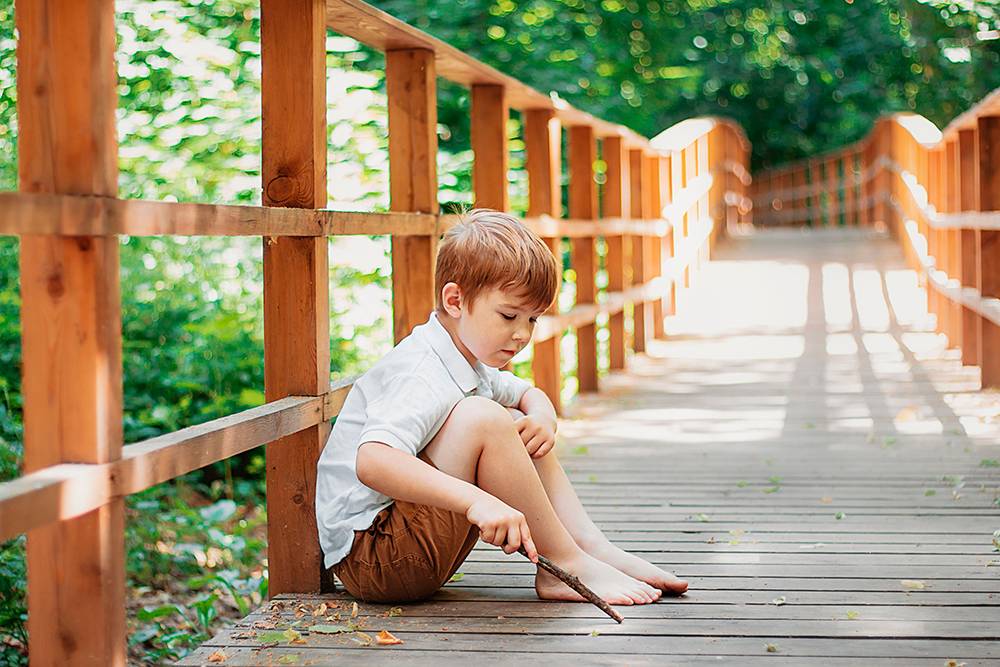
[369,0,1000,169]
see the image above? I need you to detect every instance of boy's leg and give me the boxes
[530,451,688,595]
[422,396,660,605]
[506,408,688,595]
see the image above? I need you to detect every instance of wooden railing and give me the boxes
[0,0,750,663]
[749,87,1000,389]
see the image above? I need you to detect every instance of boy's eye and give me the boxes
[500,313,516,321]
[529,317,538,324]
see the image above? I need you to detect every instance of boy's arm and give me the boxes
[514,387,558,458]
[355,441,538,559]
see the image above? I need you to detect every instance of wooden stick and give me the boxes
[518,547,624,623]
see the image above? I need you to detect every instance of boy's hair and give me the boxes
[435,208,560,314]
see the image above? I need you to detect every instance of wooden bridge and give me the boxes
[1,1,999,665]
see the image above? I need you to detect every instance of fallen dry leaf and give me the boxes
[376,629,404,645]
[819,496,833,504]
[770,596,786,606]
[355,631,373,647]
[765,643,778,653]
[900,579,927,590]
[351,601,359,618]
[207,650,227,663]
[313,602,328,617]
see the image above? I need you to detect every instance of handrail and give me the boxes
[746,86,1000,393]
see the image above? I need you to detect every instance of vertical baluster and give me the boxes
[603,135,629,370]
[19,1,125,662]
[525,109,564,413]
[957,128,979,368]
[386,49,438,343]
[262,0,330,595]
[629,148,649,352]
[976,116,1000,387]
[569,125,599,392]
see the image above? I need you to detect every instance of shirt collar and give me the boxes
[423,311,483,394]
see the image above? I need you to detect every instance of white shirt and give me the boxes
[315,311,533,568]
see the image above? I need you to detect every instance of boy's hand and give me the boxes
[465,494,538,562]
[514,414,556,459]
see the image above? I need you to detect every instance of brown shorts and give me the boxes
[331,453,480,603]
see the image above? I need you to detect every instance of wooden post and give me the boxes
[944,139,961,349]
[603,136,629,370]
[569,125,599,392]
[387,49,438,342]
[526,108,563,413]
[957,128,979,367]
[844,154,856,226]
[648,153,665,339]
[828,157,839,226]
[629,148,649,352]
[927,148,944,337]
[261,0,330,596]
[660,154,676,318]
[682,145,696,286]
[18,2,125,663]
[977,116,1000,388]
[471,84,509,211]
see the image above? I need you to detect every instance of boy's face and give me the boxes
[442,285,545,368]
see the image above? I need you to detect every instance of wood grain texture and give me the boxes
[977,117,1000,386]
[471,84,509,211]
[261,0,330,595]
[387,48,438,343]
[569,125,599,392]
[17,1,126,663]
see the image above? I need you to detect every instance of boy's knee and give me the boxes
[451,396,516,436]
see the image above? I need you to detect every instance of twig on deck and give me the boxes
[517,547,625,624]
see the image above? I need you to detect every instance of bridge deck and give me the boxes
[181,227,1000,665]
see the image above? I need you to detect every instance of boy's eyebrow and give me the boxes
[499,302,545,316]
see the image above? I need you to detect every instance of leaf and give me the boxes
[835,512,846,520]
[309,624,351,634]
[449,572,465,582]
[376,629,404,645]
[925,489,937,496]
[589,629,601,637]
[694,513,710,522]
[980,459,1000,468]
[572,446,589,455]
[819,496,833,504]
[277,656,301,665]
[257,631,290,644]
[207,650,227,663]
[383,607,403,618]
[736,480,748,488]
[845,610,860,620]
[992,530,1000,552]
[900,579,927,590]
[312,602,328,616]
[351,601,359,618]
[770,596,786,606]
[355,631,373,646]
[283,628,302,643]
[765,643,778,653]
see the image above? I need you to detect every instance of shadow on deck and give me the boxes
[181,227,1000,666]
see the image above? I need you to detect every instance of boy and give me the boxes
[315,209,688,605]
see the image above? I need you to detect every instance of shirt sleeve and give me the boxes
[489,368,533,408]
[358,373,445,456]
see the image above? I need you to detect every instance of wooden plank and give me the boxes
[17,1,126,663]
[525,108,563,413]
[261,0,330,596]
[649,154,666,338]
[386,48,438,343]
[603,136,629,370]
[569,125,599,392]
[977,116,1000,386]
[471,84,509,211]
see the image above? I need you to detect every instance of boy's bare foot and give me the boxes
[585,539,689,595]
[534,552,662,605]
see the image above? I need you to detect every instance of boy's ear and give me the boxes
[441,282,463,318]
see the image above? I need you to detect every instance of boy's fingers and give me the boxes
[480,527,495,545]
[506,524,521,553]
[520,523,538,562]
